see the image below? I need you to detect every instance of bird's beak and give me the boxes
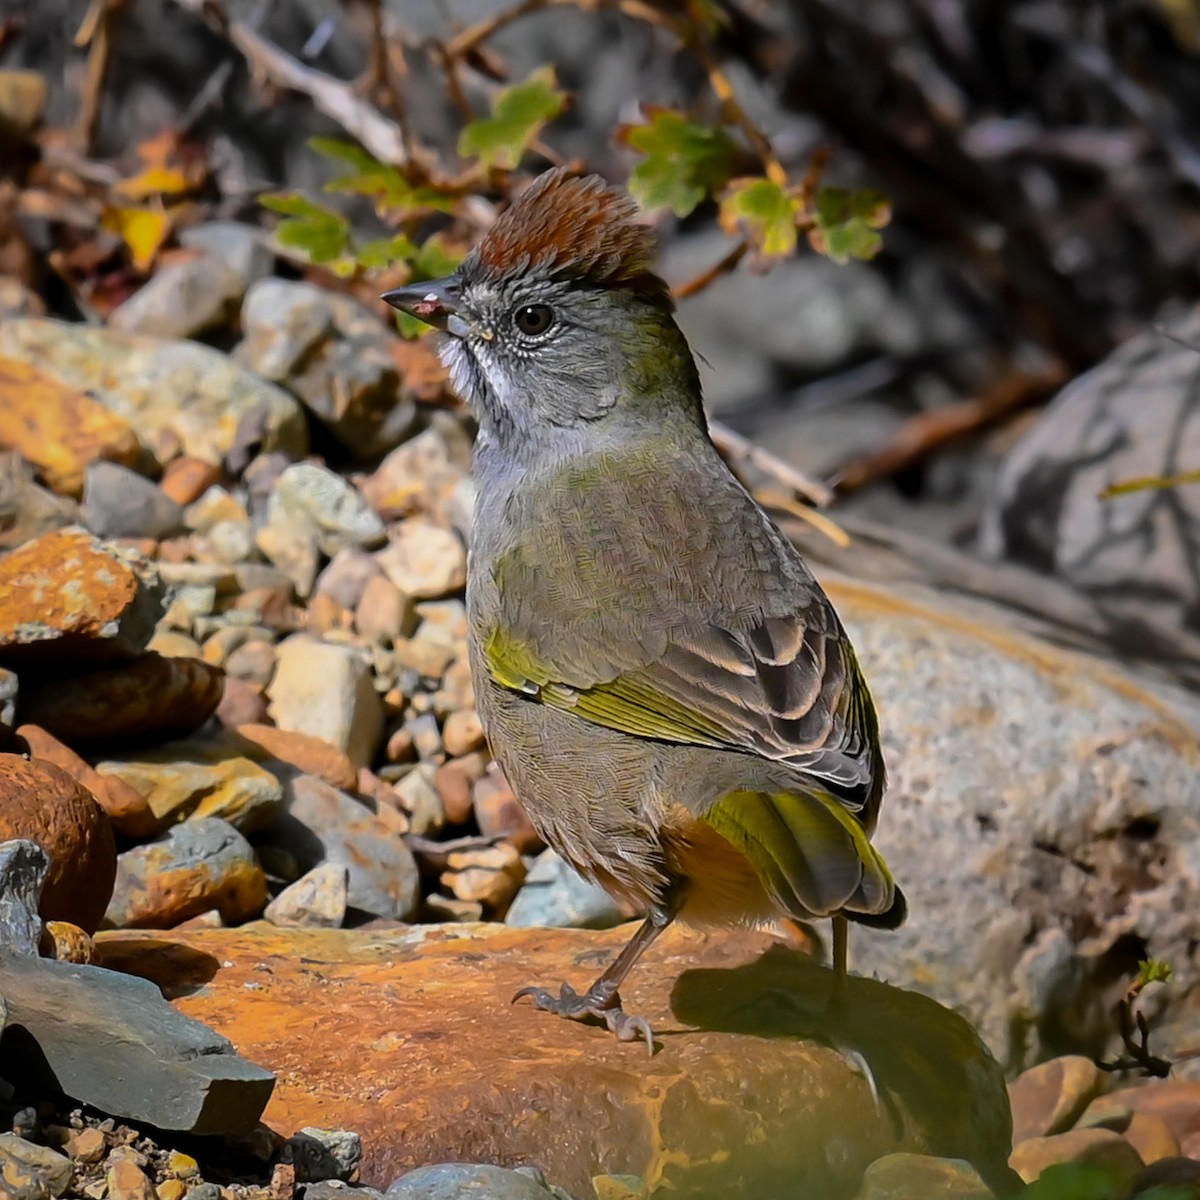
[381,276,468,336]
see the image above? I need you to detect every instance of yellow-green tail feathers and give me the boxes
[704,788,905,929]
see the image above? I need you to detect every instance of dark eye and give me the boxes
[514,304,554,336]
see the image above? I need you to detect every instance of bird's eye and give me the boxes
[514,304,554,336]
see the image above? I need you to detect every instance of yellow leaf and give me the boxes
[102,206,171,271]
[113,164,192,201]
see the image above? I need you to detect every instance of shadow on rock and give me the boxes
[93,936,223,997]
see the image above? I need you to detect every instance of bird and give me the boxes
[383,167,905,1050]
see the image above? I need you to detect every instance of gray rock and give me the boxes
[386,1164,560,1200]
[237,280,417,458]
[980,311,1200,639]
[0,1134,73,1197]
[265,862,349,928]
[0,840,47,957]
[0,451,76,553]
[273,773,420,921]
[287,1128,363,1183]
[267,636,384,769]
[0,318,307,465]
[302,1186,385,1200]
[0,952,274,1134]
[0,666,16,743]
[315,548,384,611]
[107,254,244,340]
[269,463,386,557]
[83,461,185,540]
[180,221,274,294]
[505,850,624,931]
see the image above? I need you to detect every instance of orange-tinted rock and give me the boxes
[1084,1081,1200,1143]
[95,923,1014,1198]
[853,1152,996,1199]
[0,754,115,932]
[216,676,271,728]
[0,357,142,497]
[1124,1112,1180,1165]
[160,457,222,506]
[0,529,163,665]
[1008,1055,1108,1143]
[20,652,223,743]
[473,763,542,853]
[434,753,486,825]
[1009,1127,1143,1185]
[233,725,358,792]
[40,920,95,963]
[15,723,156,837]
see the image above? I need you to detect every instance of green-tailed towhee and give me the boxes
[383,168,905,1049]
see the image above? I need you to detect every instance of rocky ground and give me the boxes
[2,225,1200,1200]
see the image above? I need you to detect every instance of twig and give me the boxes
[74,0,126,153]
[671,239,747,300]
[1096,966,1173,1078]
[444,0,573,60]
[831,365,1066,496]
[710,419,833,508]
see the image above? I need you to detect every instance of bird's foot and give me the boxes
[513,982,655,1053]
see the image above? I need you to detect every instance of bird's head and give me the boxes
[383,169,702,452]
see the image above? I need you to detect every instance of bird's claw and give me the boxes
[513,981,655,1053]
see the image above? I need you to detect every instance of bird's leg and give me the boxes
[820,913,883,1113]
[514,898,679,1053]
[829,912,849,1008]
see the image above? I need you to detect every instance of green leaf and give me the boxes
[260,192,351,263]
[1018,1162,1124,1200]
[357,234,418,271]
[1100,468,1200,498]
[457,66,565,170]
[392,235,464,339]
[809,186,890,263]
[309,136,456,213]
[621,109,736,217]
[1139,958,1173,987]
[719,177,802,258]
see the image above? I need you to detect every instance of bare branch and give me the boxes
[709,419,834,508]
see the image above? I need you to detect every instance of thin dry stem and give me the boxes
[671,239,748,300]
[74,0,126,154]
[710,419,834,508]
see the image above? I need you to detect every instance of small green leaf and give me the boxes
[1100,468,1200,498]
[358,234,418,271]
[310,136,456,213]
[458,66,565,170]
[1139,958,1173,987]
[621,109,736,217]
[809,186,890,263]
[719,177,802,258]
[392,235,464,339]
[261,192,351,263]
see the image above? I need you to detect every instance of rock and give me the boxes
[0,318,307,466]
[472,766,540,853]
[264,863,348,929]
[360,428,468,522]
[0,838,48,956]
[272,773,419,921]
[506,850,626,931]
[256,509,322,598]
[1127,1158,1200,1198]
[1124,1112,1180,1165]
[108,253,245,340]
[440,841,526,913]
[287,1129,362,1183]
[268,463,386,557]
[821,576,1200,1070]
[0,951,274,1134]
[237,280,416,458]
[355,576,416,643]
[161,457,224,507]
[0,528,163,665]
[41,920,95,964]
[0,356,142,497]
[233,724,359,792]
[980,311,1200,638]
[386,1164,559,1200]
[852,1153,995,1199]
[433,754,486,825]
[390,763,444,836]
[1008,1055,1108,1143]
[590,1175,645,1200]
[267,636,383,770]
[223,640,277,685]
[93,922,1014,1197]
[149,629,205,658]
[0,666,16,742]
[82,461,185,540]
[181,222,274,294]
[315,548,383,612]
[21,652,223,744]
[1085,1081,1200,1143]
[0,1135,72,1198]
[96,736,283,833]
[62,1127,106,1163]
[217,676,271,728]
[106,1156,159,1200]
[105,817,266,928]
[441,710,484,757]
[0,452,77,553]
[0,756,116,933]
[376,521,466,601]
[1008,1127,1143,1185]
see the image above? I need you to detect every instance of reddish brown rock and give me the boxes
[95,923,1014,1199]
[473,763,542,853]
[40,920,95,963]
[160,456,222,506]
[1124,1112,1180,1165]
[20,652,223,743]
[434,753,486,825]
[0,754,116,932]
[15,723,156,837]
[1009,1127,1143,1185]
[216,676,271,728]
[1083,1080,1200,1144]
[0,529,163,665]
[1008,1055,1108,1143]
[233,725,358,792]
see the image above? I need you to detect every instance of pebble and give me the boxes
[105,817,266,928]
[256,509,321,598]
[505,850,625,931]
[21,651,224,744]
[286,1128,362,1184]
[81,461,184,540]
[269,463,386,557]
[215,677,270,728]
[96,738,283,834]
[852,1153,994,1199]
[40,920,95,963]
[0,665,16,742]
[440,841,526,913]
[0,528,164,665]
[0,754,116,932]
[0,838,49,956]
[442,709,485,756]
[1008,1054,1108,1143]
[434,753,487,825]
[264,862,349,929]
[376,520,467,600]
[1009,1127,1143,1185]
[161,458,224,507]
[314,548,383,612]
[1124,1112,1180,1165]
[473,766,541,853]
[0,1133,73,1197]
[180,221,275,293]
[267,636,383,770]
[355,575,417,643]
[108,253,245,341]
[361,428,468,522]
[63,1127,107,1163]
[234,724,359,792]
[590,1177,646,1200]
[105,1154,159,1200]
[386,1164,562,1200]
[273,772,420,921]
[391,763,445,836]
[223,639,277,685]
[148,629,205,659]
